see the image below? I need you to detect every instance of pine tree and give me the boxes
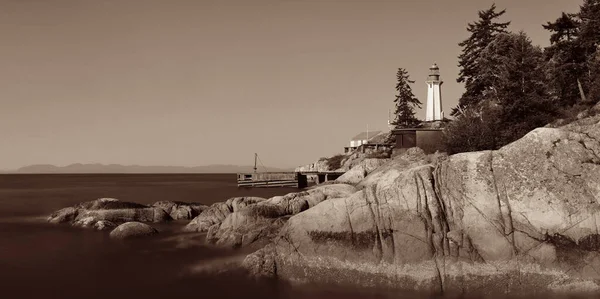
[445,32,555,153]
[454,4,510,115]
[578,0,600,53]
[543,12,579,44]
[543,12,586,106]
[577,0,600,103]
[477,32,555,145]
[391,68,421,128]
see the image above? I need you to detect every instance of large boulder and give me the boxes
[207,184,358,249]
[109,222,159,239]
[183,197,265,232]
[152,201,208,220]
[356,147,429,189]
[335,158,390,185]
[243,115,600,296]
[48,198,172,229]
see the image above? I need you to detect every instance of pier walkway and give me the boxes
[236,171,346,188]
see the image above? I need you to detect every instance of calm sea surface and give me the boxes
[0,174,593,299]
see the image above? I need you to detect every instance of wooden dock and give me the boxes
[236,171,346,188]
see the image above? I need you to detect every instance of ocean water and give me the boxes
[0,174,593,299]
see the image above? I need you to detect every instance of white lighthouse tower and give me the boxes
[425,63,443,121]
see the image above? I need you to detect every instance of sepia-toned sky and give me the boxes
[0,0,582,170]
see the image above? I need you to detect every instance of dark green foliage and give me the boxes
[544,0,600,105]
[543,12,587,106]
[578,0,600,103]
[578,0,600,54]
[587,58,600,102]
[443,103,501,154]
[445,33,556,154]
[543,12,580,44]
[390,68,421,128]
[383,132,396,145]
[325,154,345,171]
[454,4,510,115]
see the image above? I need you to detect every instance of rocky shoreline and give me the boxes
[47,113,600,296]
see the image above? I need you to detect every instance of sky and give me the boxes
[0,0,583,170]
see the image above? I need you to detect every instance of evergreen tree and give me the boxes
[578,0,600,53]
[445,32,555,153]
[478,32,555,144]
[543,12,587,106]
[454,4,510,115]
[543,12,579,44]
[391,68,421,128]
[577,0,600,103]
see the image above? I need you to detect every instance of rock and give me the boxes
[335,158,390,185]
[47,207,79,224]
[296,146,391,175]
[243,115,600,295]
[295,159,330,173]
[357,147,429,189]
[577,110,590,119]
[48,198,172,229]
[74,206,170,224]
[338,147,391,171]
[109,222,159,239]
[204,184,358,248]
[94,220,117,231]
[183,197,265,232]
[152,201,208,220]
[242,244,278,278]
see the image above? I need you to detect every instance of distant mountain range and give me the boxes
[10,163,294,174]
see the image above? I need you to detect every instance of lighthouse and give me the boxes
[425,63,443,121]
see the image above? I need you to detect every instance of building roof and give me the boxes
[350,131,383,141]
[368,131,389,144]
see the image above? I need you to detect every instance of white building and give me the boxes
[344,131,386,153]
[425,63,444,121]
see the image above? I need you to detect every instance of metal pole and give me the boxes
[254,153,257,173]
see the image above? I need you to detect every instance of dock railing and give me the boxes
[237,171,346,188]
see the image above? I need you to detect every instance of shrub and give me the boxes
[325,154,345,171]
[443,105,501,154]
[549,102,597,127]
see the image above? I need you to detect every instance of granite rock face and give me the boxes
[338,147,392,171]
[48,198,172,229]
[202,184,358,249]
[109,222,159,239]
[244,115,600,295]
[335,158,391,185]
[183,197,266,233]
[152,201,208,220]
